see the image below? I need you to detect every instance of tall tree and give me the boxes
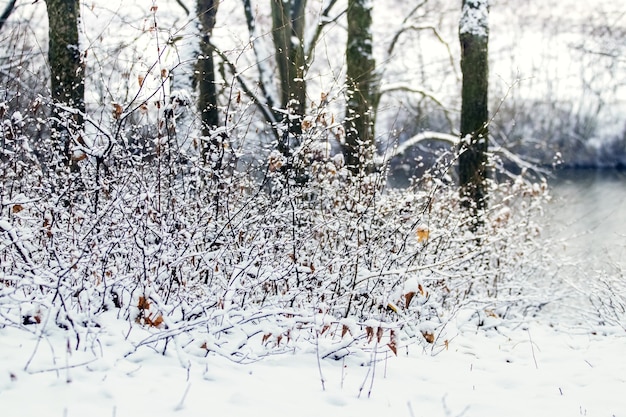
[271,0,307,155]
[458,0,489,221]
[343,0,376,174]
[45,0,84,164]
[196,0,220,163]
[0,0,17,32]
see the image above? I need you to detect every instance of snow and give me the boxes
[1,311,624,416]
[1,1,625,415]
[460,0,489,37]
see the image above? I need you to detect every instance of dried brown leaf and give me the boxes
[137,296,150,310]
[112,103,123,119]
[421,331,435,344]
[418,283,426,297]
[151,314,163,327]
[416,225,429,242]
[365,326,374,343]
[387,329,398,355]
[404,291,415,308]
[341,324,350,338]
[376,327,384,343]
[72,152,87,162]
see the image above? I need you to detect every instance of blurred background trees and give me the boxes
[0,0,623,191]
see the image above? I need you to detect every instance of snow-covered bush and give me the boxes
[0,0,568,363]
[0,88,556,362]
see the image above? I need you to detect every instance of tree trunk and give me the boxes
[197,0,220,162]
[458,0,489,221]
[271,0,307,154]
[0,0,17,32]
[45,0,84,165]
[343,0,376,174]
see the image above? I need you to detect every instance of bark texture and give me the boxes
[45,0,84,167]
[46,0,84,118]
[197,0,220,161]
[271,0,307,153]
[458,0,489,220]
[343,0,377,174]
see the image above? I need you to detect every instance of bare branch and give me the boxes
[242,0,279,112]
[379,82,455,128]
[304,0,345,66]
[374,130,458,166]
[209,41,279,138]
[387,24,458,82]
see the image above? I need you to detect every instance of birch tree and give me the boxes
[343,0,376,174]
[458,0,489,221]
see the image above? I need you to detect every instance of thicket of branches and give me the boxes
[0,95,552,359]
[1,0,613,362]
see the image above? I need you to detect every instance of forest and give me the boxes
[0,0,624,367]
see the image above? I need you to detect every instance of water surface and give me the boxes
[545,169,626,272]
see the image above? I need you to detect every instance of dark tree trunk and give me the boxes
[45,0,84,165]
[343,0,376,174]
[197,0,220,163]
[0,0,17,32]
[271,0,307,155]
[458,0,489,222]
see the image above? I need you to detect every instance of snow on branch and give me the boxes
[374,130,458,166]
[460,0,489,37]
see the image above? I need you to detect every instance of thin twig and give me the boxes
[527,329,539,369]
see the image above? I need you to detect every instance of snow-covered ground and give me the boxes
[1,309,624,417]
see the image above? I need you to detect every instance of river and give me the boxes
[545,169,626,272]
[540,169,626,328]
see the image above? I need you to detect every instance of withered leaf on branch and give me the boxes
[404,291,415,308]
[365,326,374,343]
[137,296,150,310]
[341,324,350,338]
[416,225,429,242]
[112,103,123,119]
[388,330,398,356]
[144,313,163,328]
[418,283,427,297]
[421,331,435,344]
